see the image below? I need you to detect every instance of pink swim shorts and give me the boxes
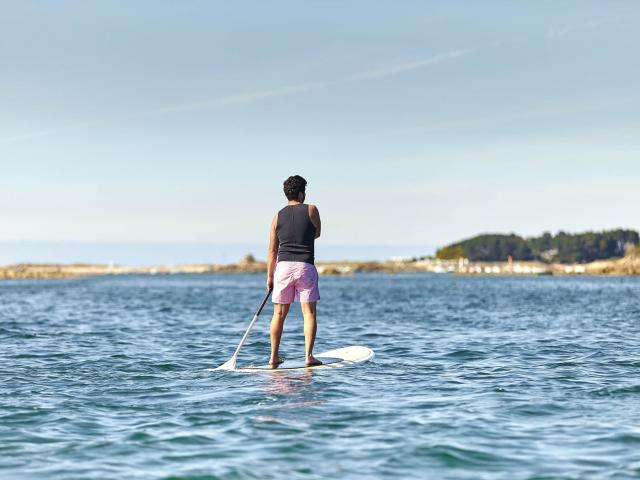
[272,261,320,304]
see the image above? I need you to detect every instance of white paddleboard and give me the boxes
[220,345,374,372]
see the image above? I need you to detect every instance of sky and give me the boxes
[1,1,639,263]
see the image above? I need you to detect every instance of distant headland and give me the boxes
[435,229,638,263]
[1,230,639,279]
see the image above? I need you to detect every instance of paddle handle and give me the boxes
[254,287,272,317]
[230,288,272,361]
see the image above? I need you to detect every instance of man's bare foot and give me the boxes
[269,356,285,369]
[306,356,322,367]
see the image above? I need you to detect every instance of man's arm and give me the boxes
[266,214,278,291]
[309,204,321,239]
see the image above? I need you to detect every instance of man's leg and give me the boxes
[301,302,321,366]
[270,303,290,367]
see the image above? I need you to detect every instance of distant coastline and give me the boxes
[0,242,435,266]
[3,231,639,280]
[2,248,639,279]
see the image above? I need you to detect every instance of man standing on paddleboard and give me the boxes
[267,175,322,368]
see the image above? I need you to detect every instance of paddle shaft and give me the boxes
[229,288,272,361]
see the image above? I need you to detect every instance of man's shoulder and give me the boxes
[273,206,288,222]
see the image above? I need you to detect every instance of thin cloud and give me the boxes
[135,82,328,116]
[345,48,474,81]
[0,48,473,144]
[0,83,328,143]
[0,123,101,143]
[547,18,610,38]
[366,98,638,138]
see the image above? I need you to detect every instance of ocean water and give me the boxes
[1,273,640,480]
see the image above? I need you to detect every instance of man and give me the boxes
[266,175,322,368]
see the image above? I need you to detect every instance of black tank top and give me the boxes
[276,204,315,264]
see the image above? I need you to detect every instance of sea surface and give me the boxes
[1,273,640,479]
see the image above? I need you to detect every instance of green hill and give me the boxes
[436,229,639,263]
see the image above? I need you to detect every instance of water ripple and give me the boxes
[1,274,640,479]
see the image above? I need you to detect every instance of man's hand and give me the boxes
[267,276,274,292]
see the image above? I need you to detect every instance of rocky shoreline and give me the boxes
[1,249,639,279]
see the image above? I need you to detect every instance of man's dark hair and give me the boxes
[283,175,307,200]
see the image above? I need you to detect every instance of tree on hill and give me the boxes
[435,229,639,263]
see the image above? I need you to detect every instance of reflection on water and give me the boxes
[264,370,314,395]
[262,370,327,409]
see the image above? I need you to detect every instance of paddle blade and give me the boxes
[212,357,237,371]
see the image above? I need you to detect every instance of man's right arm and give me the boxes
[266,214,278,291]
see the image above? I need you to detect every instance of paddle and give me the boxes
[213,288,273,371]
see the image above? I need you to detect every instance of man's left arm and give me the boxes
[266,215,278,291]
[309,204,321,239]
